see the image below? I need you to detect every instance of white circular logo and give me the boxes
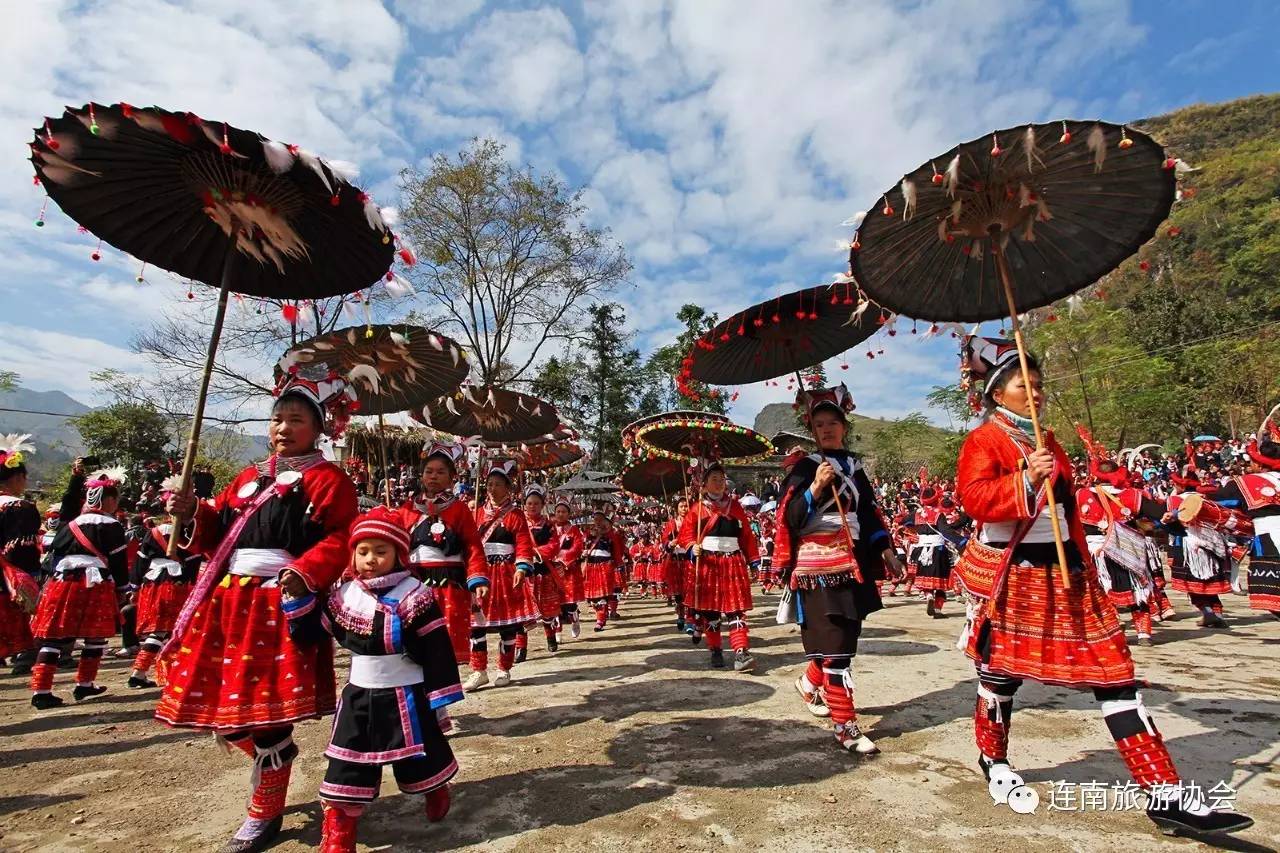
[237,481,260,499]
[430,522,446,536]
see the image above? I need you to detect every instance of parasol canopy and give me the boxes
[555,475,621,493]
[412,386,562,444]
[31,102,397,555]
[848,119,1175,323]
[1192,435,1222,443]
[517,439,585,472]
[618,455,691,498]
[276,324,468,416]
[31,102,396,298]
[633,414,774,461]
[683,283,879,385]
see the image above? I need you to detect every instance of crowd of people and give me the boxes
[0,336,1273,849]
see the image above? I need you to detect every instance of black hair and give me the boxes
[423,453,458,477]
[272,393,323,431]
[982,354,1041,412]
[1259,439,1280,461]
[0,462,26,483]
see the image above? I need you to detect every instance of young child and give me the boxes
[286,507,462,852]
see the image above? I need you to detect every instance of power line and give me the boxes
[1042,318,1280,385]
[0,405,267,426]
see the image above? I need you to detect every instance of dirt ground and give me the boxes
[0,588,1276,852]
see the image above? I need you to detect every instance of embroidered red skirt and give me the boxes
[967,561,1134,688]
[436,582,471,661]
[478,558,538,628]
[0,592,32,656]
[562,563,584,603]
[663,553,689,597]
[685,552,754,614]
[910,543,953,592]
[31,577,118,639]
[155,574,336,731]
[1170,563,1231,596]
[1247,556,1280,611]
[536,570,567,620]
[582,560,616,601]
[136,580,193,635]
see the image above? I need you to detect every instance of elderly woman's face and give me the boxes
[810,409,846,450]
[991,369,1044,418]
[487,474,510,502]
[269,397,321,457]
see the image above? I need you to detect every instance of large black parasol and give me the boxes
[618,455,691,499]
[277,324,468,416]
[682,283,879,386]
[850,119,1177,584]
[31,102,395,553]
[848,120,1175,323]
[411,386,562,444]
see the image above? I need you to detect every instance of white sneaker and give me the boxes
[493,669,512,688]
[570,621,581,639]
[835,723,879,755]
[463,670,489,691]
[794,677,831,717]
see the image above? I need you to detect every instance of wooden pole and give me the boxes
[167,254,234,557]
[991,236,1072,589]
[377,411,392,507]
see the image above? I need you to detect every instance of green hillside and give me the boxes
[1026,93,1280,450]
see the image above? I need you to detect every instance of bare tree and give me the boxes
[131,287,405,419]
[398,138,631,386]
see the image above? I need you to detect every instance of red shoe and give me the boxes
[320,804,359,853]
[425,785,451,823]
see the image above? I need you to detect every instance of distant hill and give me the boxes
[752,402,953,474]
[0,386,270,485]
[0,387,89,481]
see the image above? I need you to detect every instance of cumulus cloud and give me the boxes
[1,0,1199,428]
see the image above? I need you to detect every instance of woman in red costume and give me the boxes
[157,365,359,853]
[955,336,1251,841]
[466,459,536,690]
[0,434,39,676]
[549,496,585,640]
[678,461,759,672]
[399,440,488,734]
[524,483,566,653]
[660,497,692,634]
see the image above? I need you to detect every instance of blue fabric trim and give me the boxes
[868,529,888,546]
[515,562,533,575]
[1219,498,1241,507]
[403,686,423,747]
[280,593,314,614]
[428,687,464,710]
[803,489,816,520]
[794,589,806,625]
[466,575,488,590]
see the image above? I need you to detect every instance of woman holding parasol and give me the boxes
[157,366,359,853]
[955,336,1252,839]
[773,385,902,754]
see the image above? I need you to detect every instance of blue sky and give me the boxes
[1,0,1276,426]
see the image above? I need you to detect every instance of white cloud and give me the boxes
[0,322,148,402]
[415,7,584,124]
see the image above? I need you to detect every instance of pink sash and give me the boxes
[160,482,281,658]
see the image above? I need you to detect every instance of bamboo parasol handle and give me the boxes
[992,238,1072,589]
[167,252,233,558]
